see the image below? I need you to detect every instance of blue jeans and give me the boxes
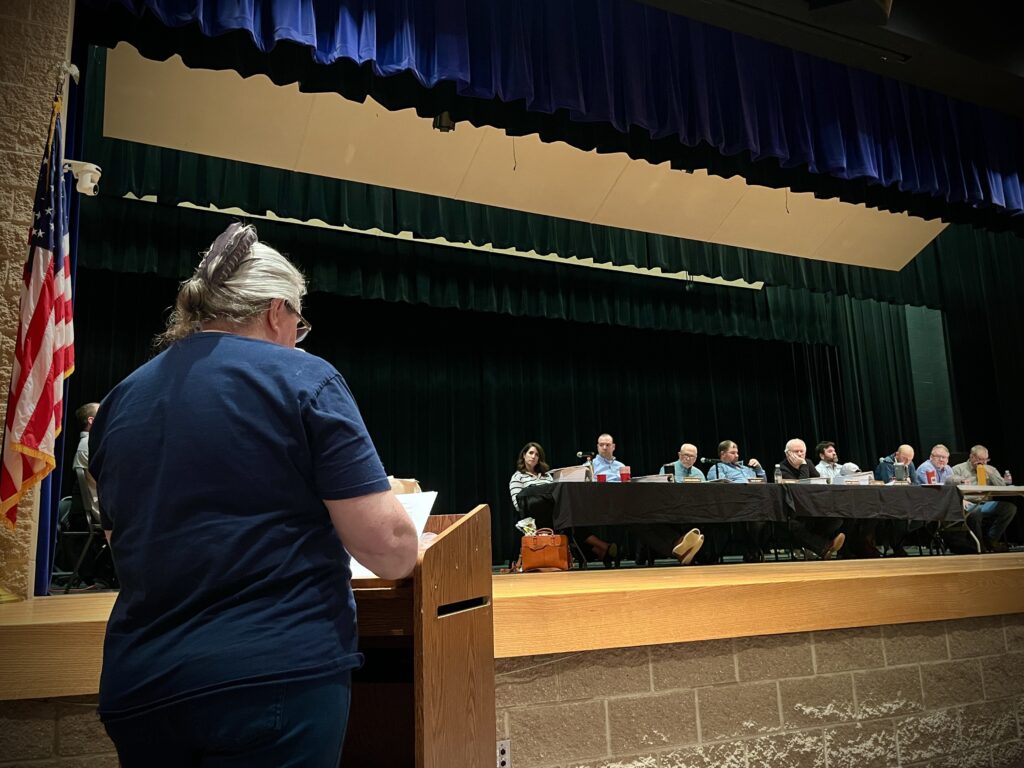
[966,501,1016,545]
[103,672,351,768]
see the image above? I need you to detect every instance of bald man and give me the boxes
[874,444,920,485]
[874,444,921,557]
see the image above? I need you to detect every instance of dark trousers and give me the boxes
[104,672,351,768]
[787,517,842,554]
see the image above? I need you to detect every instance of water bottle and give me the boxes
[1004,469,1013,485]
[774,464,783,484]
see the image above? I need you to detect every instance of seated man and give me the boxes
[875,444,920,484]
[661,443,705,482]
[778,439,821,481]
[707,440,765,482]
[916,444,954,485]
[69,402,100,531]
[776,439,846,559]
[590,433,625,483]
[814,441,842,482]
[949,445,1016,553]
[875,444,923,556]
[636,442,706,566]
[707,440,765,562]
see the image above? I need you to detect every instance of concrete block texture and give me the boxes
[696,681,781,741]
[1003,613,1024,651]
[567,741,747,768]
[0,699,57,761]
[494,618,1024,767]
[744,730,825,768]
[825,721,898,768]
[507,699,609,765]
[607,690,697,754]
[734,632,813,683]
[0,695,118,767]
[981,652,1024,699]
[920,659,984,710]
[0,0,71,601]
[883,621,950,666]
[813,626,885,673]
[650,638,736,690]
[853,665,924,719]
[780,673,856,727]
[946,616,1006,659]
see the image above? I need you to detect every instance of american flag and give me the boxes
[1,100,75,529]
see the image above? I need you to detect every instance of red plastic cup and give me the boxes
[596,473,607,483]
[620,469,632,482]
[926,469,936,485]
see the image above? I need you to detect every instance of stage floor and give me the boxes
[492,552,1024,657]
[4,554,1024,698]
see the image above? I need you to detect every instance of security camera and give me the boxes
[63,160,102,196]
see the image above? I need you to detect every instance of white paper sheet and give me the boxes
[349,491,438,580]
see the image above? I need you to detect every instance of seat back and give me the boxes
[74,466,101,528]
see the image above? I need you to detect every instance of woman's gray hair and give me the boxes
[157,223,307,347]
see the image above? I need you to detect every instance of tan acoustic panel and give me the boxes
[594,164,746,243]
[102,43,947,272]
[711,183,852,257]
[454,129,630,223]
[294,93,486,200]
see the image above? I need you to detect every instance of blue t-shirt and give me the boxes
[90,333,391,718]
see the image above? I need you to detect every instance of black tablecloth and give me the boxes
[516,482,964,530]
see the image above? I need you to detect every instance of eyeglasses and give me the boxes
[283,300,312,344]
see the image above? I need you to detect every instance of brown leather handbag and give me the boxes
[519,528,571,572]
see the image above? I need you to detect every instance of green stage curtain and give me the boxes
[83,46,943,310]
[918,226,1024,482]
[80,196,845,347]
[74,200,922,562]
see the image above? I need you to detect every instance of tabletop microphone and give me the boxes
[576,451,595,459]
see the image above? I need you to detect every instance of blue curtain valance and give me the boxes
[79,0,1024,234]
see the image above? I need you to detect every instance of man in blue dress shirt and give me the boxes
[662,443,706,482]
[591,433,626,482]
[706,440,765,482]
[915,444,954,485]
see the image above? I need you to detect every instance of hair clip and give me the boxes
[197,223,258,286]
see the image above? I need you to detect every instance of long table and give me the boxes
[516,481,965,529]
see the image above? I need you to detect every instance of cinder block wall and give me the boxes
[496,616,1024,768]
[0,694,117,767]
[0,0,74,597]
[3,617,1022,765]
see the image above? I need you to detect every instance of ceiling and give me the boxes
[642,0,1024,120]
[102,43,947,274]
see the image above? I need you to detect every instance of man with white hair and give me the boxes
[776,438,845,559]
[778,439,820,481]
[662,443,705,482]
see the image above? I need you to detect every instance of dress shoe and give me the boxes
[602,542,621,568]
[819,533,846,561]
[984,539,1009,554]
[672,529,704,565]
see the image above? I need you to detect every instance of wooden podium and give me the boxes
[343,504,495,768]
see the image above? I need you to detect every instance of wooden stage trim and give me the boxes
[491,554,1024,657]
[4,555,1024,699]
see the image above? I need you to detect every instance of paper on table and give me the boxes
[349,491,438,580]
